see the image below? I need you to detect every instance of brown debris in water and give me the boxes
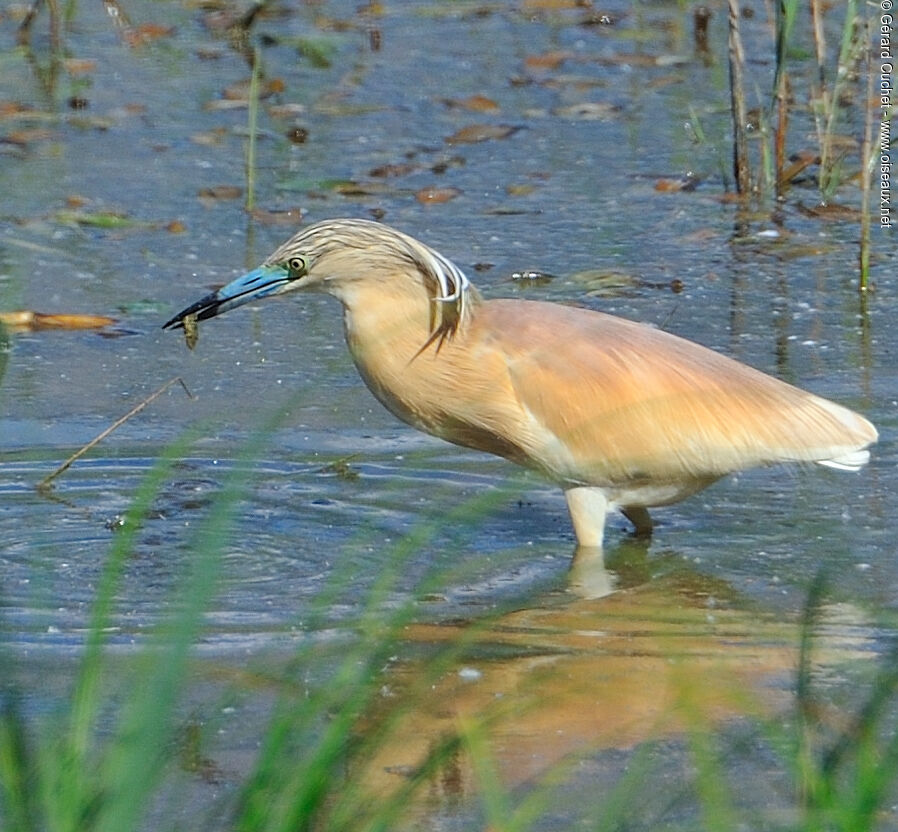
[37,377,193,492]
[198,185,243,206]
[123,23,175,47]
[445,124,521,144]
[0,311,117,332]
[415,186,462,205]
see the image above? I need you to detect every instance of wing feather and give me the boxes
[476,299,876,486]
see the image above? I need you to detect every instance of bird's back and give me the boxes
[468,299,876,491]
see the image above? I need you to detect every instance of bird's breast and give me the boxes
[342,300,568,470]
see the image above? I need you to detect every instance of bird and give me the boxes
[163,218,877,551]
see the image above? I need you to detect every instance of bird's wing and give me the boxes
[478,299,875,485]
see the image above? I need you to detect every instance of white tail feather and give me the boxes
[817,449,871,472]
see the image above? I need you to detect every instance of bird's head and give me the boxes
[162,218,476,345]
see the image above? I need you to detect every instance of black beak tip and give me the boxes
[161,292,221,331]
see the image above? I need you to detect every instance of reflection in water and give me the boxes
[568,544,617,599]
[346,569,875,820]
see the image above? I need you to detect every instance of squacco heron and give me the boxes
[163,218,877,550]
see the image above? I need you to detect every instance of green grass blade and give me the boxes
[0,692,42,832]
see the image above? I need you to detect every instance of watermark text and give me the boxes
[881,5,893,227]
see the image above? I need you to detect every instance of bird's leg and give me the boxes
[621,505,653,538]
[563,486,608,549]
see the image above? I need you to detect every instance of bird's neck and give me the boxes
[337,278,436,362]
[334,277,482,431]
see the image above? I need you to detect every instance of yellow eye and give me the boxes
[286,256,307,276]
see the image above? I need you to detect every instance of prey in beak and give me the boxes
[162,264,294,331]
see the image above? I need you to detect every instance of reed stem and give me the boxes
[773,0,797,197]
[36,377,192,491]
[859,17,875,292]
[727,0,751,195]
[245,46,261,213]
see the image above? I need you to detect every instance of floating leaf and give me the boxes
[190,128,228,146]
[63,58,97,75]
[358,2,385,16]
[570,269,643,297]
[442,94,499,112]
[312,100,384,117]
[654,175,700,192]
[430,155,466,174]
[248,207,303,225]
[334,181,394,197]
[123,23,175,47]
[0,310,117,331]
[197,185,243,204]
[196,46,224,60]
[204,99,248,112]
[276,176,355,193]
[415,186,461,204]
[69,114,117,131]
[3,127,54,145]
[0,101,35,120]
[645,73,685,91]
[553,102,619,120]
[484,204,542,216]
[222,78,285,101]
[525,51,571,71]
[595,52,688,68]
[54,210,140,228]
[796,202,863,221]
[445,124,521,144]
[369,162,418,178]
[268,102,307,119]
[730,231,837,260]
[296,36,339,68]
[717,191,748,205]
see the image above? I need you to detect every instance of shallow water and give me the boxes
[0,0,896,827]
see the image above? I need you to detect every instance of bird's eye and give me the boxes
[286,256,307,277]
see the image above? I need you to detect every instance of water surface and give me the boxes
[0,1,895,828]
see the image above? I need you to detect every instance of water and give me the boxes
[0,1,895,828]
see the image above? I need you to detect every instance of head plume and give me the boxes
[266,218,476,351]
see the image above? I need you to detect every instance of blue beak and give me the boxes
[162,264,290,330]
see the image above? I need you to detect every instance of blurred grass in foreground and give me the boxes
[0,433,896,831]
